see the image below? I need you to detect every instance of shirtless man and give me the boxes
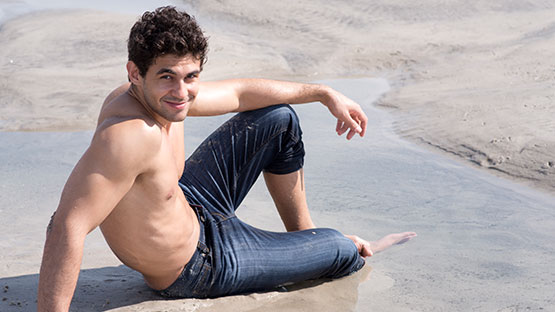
[38,6,416,311]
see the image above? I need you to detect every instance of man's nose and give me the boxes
[173,80,189,99]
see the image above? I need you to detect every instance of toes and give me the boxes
[394,232,417,245]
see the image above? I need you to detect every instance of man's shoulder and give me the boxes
[98,84,148,126]
[94,115,162,153]
[96,84,161,148]
[88,112,163,174]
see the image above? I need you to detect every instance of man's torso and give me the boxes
[97,86,199,289]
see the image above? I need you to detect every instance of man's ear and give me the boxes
[126,61,142,84]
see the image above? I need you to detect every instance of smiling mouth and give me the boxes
[163,99,189,109]
[166,100,186,106]
[163,96,194,109]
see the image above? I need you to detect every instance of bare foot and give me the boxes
[346,232,417,257]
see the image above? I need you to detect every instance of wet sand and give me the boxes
[2,79,555,311]
[1,0,555,311]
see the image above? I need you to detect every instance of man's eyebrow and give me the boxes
[156,68,177,75]
[155,68,200,76]
[187,70,201,76]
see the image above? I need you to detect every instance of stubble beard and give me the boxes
[143,88,189,123]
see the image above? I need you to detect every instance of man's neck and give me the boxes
[127,84,172,131]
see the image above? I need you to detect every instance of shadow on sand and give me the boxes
[1,264,372,311]
[1,265,158,311]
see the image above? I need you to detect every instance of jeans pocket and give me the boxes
[159,249,213,298]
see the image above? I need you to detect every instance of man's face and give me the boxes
[138,54,201,123]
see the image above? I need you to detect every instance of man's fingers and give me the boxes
[345,234,373,257]
[345,115,362,134]
[336,120,343,134]
[361,243,374,257]
[337,122,361,138]
[345,119,362,140]
[336,121,350,135]
[346,128,356,140]
[351,110,368,138]
[351,117,363,134]
[359,117,367,137]
[337,114,362,137]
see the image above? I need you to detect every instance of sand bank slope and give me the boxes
[189,0,555,192]
[0,10,132,131]
[0,1,554,191]
[369,3,555,193]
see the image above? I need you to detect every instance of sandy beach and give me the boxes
[1,0,554,192]
[1,0,555,311]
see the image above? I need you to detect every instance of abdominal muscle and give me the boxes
[100,189,200,290]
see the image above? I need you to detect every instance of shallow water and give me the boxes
[2,78,553,311]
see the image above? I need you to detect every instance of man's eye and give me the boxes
[161,75,172,80]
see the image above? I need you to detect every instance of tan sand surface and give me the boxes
[1,0,554,192]
[1,1,555,311]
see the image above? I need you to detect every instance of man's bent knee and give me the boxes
[253,105,305,175]
[320,229,365,278]
[239,104,301,133]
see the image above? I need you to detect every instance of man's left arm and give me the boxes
[190,79,368,140]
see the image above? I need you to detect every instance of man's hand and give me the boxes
[345,234,374,257]
[320,87,368,140]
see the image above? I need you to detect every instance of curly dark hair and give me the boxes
[128,6,208,76]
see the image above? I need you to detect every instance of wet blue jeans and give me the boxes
[160,105,365,298]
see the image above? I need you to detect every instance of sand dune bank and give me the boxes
[1,0,554,192]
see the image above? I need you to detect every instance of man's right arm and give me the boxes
[37,121,154,311]
[38,212,87,311]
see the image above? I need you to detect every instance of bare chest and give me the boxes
[106,124,186,219]
[133,126,185,203]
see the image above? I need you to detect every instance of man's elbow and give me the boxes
[44,210,89,246]
[46,211,57,235]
